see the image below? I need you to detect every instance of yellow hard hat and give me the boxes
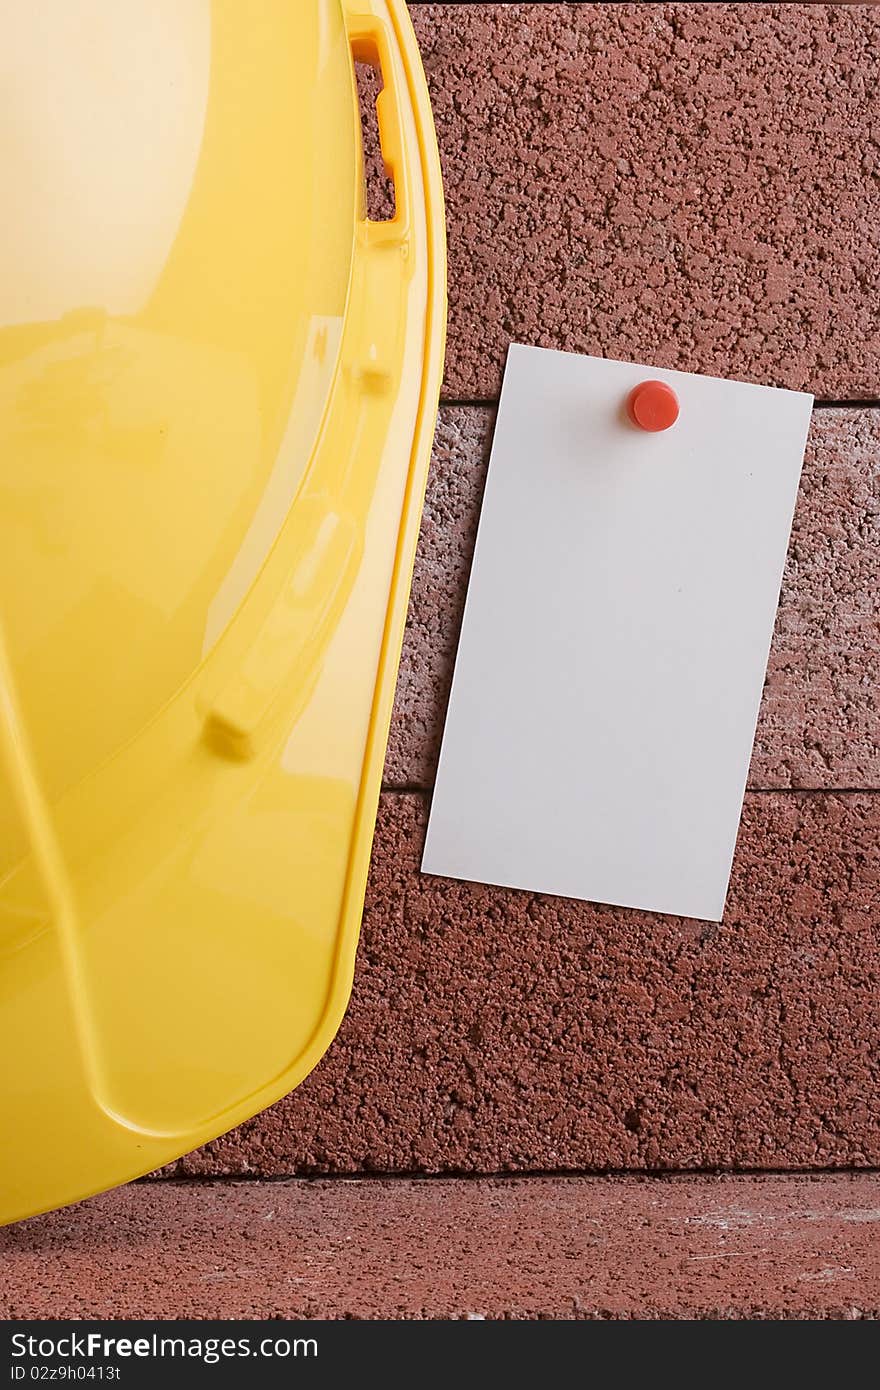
[0,0,445,1222]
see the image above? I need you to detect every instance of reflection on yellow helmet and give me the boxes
[0,0,446,1223]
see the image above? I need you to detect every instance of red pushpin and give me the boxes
[627,380,679,432]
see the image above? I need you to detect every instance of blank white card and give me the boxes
[422,346,813,921]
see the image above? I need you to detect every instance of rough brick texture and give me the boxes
[177,791,880,1176]
[412,3,880,401]
[385,406,880,789]
[163,4,880,1190]
[6,1178,878,1317]
[5,1175,880,1319]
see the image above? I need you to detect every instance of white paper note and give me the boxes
[422,346,812,921]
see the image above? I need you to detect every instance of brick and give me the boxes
[385,406,880,789]
[759,409,880,786]
[384,407,490,786]
[177,791,880,1176]
[4,1175,879,1318]
[410,3,880,401]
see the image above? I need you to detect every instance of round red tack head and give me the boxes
[627,380,679,432]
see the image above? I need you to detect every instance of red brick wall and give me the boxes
[179,2,880,1180]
